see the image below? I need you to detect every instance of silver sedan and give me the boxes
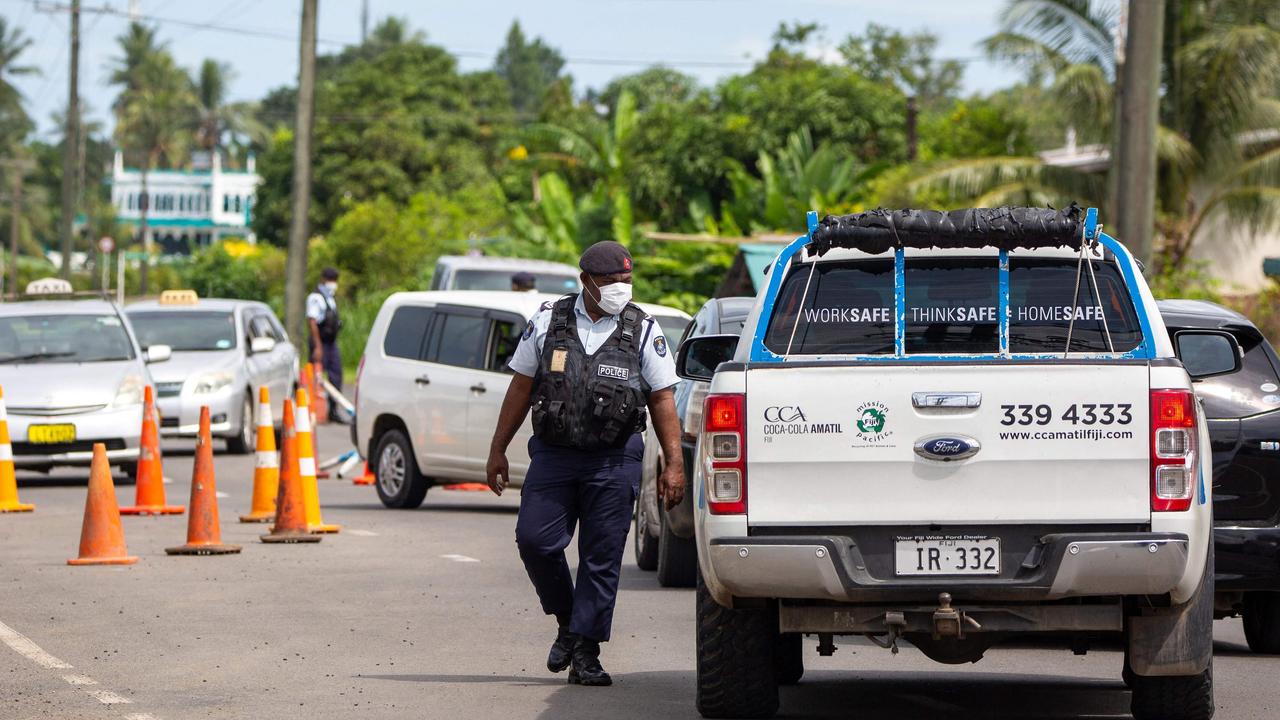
[126,297,298,453]
[0,297,170,480]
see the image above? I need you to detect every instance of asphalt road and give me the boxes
[1,424,1278,720]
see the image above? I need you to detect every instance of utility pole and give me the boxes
[7,163,22,297]
[361,0,369,43]
[1115,0,1164,265]
[285,0,319,343]
[58,0,81,279]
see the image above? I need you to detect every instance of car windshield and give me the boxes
[654,315,690,340]
[0,314,135,363]
[129,311,237,351]
[451,269,580,293]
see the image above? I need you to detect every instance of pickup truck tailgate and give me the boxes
[745,364,1151,525]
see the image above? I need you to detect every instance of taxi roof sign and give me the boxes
[158,289,199,305]
[25,277,75,295]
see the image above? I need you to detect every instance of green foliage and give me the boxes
[839,23,964,109]
[1146,260,1223,302]
[494,21,565,121]
[591,68,699,112]
[918,98,1034,160]
[252,21,515,244]
[177,242,286,303]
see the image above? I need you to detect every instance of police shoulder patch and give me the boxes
[522,320,535,340]
[653,335,668,357]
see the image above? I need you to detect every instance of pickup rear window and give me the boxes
[763,256,1142,356]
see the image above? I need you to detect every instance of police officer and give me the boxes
[511,271,537,292]
[305,267,344,422]
[487,241,685,687]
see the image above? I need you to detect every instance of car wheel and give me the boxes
[634,489,659,571]
[695,571,779,718]
[225,394,254,455]
[119,462,138,486]
[1244,591,1280,653]
[656,505,697,587]
[373,429,429,509]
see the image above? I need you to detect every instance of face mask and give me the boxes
[323,282,338,294]
[590,277,632,315]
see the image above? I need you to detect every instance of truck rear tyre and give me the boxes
[656,508,697,588]
[1243,591,1280,653]
[1129,666,1213,720]
[373,429,429,509]
[696,572,779,719]
[633,498,659,571]
[774,632,804,685]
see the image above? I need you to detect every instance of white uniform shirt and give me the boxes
[306,287,336,324]
[508,294,679,392]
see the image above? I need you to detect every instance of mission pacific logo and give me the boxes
[853,400,894,446]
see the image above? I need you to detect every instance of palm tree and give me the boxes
[192,60,266,167]
[523,90,639,245]
[0,17,37,152]
[113,50,197,293]
[910,0,1280,270]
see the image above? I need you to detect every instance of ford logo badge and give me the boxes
[914,435,981,462]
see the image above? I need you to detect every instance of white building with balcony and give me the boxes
[109,150,261,255]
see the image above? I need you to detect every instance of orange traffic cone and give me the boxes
[165,407,242,556]
[295,388,340,534]
[121,385,183,516]
[262,398,321,544]
[312,364,330,425]
[0,385,34,513]
[353,462,375,486]
[301,364,330,477]
[68,444,137,565]
[240,387,279,523]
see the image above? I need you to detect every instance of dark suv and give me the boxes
[634,296,754,587]
[1161,299,1280,652]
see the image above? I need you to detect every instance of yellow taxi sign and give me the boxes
[25,277,75,295]
[159,290,199,305]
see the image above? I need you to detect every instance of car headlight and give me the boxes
[112,374,145,408]
[192,371,235,395]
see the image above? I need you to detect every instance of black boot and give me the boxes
[567,638,612,686]
[547,626,577,673]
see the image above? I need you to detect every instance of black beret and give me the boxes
[579,241,633,275]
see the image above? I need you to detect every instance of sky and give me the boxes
[6,0,1022,138]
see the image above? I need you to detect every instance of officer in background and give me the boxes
[305,267,344,423]
[511,271,537,292]
[487,241,685,687]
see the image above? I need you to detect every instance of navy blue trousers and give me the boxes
[515,434,643,642]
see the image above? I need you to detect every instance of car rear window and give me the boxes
[383,306,434,360]
[763,255,1142,355]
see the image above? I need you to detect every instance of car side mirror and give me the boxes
[677,334,739,382]
[1174,330,1242,380]
[250,336,276,354]
[145,344,172,363]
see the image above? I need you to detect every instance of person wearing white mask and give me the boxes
[305,267,345,423]
[488,240,684,687]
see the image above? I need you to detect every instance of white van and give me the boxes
[354,290,689,508]
[430,255,581,294]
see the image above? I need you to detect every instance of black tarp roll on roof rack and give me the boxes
[808,203,1086,256]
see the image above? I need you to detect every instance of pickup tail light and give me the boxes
[703,393,746,515]
[1150,389,1197,512]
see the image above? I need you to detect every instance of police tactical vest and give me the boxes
[531,295,650,450]
[316,287,341,343]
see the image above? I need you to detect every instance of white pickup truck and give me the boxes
[676,206,1239,720]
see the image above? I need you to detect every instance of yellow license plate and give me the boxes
[27,424,76,444]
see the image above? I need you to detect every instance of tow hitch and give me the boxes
[932,593,982,639]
